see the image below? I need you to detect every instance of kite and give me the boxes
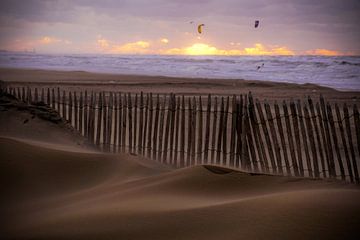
[198,24,205,34]
[255,20,259,28]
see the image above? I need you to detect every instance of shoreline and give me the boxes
[1,67,359,104]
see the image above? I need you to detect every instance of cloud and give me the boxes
[97,37,110,48]
[305,49,341,56]
[39,36,61,44]
[164,43,294,56]
[111,41,151,54]
[160,38,169,44]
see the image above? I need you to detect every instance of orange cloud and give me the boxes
[97,38,110,48]
[305,49,340,56]
[111,41,151,54]
[160,38,169,44]
[164,43,293,56]
[39,36,61,44]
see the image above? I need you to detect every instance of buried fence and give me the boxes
[3,86,360,184]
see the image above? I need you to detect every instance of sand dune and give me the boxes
[1,79,360,239]
[1,137,359,240]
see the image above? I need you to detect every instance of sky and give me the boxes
[0,0,359,55]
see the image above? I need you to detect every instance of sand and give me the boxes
[1,67,360,104]
[1,69,360,239]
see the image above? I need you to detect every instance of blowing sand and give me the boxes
[1,69,360,239]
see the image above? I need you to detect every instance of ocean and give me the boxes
[0,52,359,91]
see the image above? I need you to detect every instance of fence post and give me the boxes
[51,88,55,109]
[197,96,203,164]
[84,91,88,138]
[308,97,326,178]
[62,90,66,120]
[303,103,319,178]
[107,93,113,152]
[204,94,211,164]
[57,88,60,113]
[127,93,133,153]
[158,95,166,162]
[265,101,283,174]
[138,92,144,154]
[327,103,345,180]
[133,94,138,152]
[235,95,244,168]
[319,96,335,178]
[229,95,237,167]
[152,95,160,160]
[283,101,299,177]
[256,99,277,173]
[174,96,180,166]
[68,92,73,126]
[118,93,123,152]
[147,93,154,158]
[297,100,312,177]
[169,94,176,164]
[122,94,127,152]
[211,97,218,164]
[74,92,78,131]
[335,104,353,182]
[216,97,224,165]
[179,96,185,167]
[344,103,359,183]
[163,94,172,164]
[113,93,118,152]
[142,93,149,156]
[187,97,192,166]
[222,96,229,166]
[290,100,304,176]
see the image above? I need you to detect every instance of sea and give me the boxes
[0,52,359,91]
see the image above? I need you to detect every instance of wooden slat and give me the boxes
[158,95,167,162]
[216,97,224,165]
[179,96,185,167]
[296,100,312,177]
[335,104,353,182]
[197,96,203,164]
[303,103,319,178]
[316,102,330,177]
[211,97,218,164]
[68,92,73,126]
[89,92,95,143]
[113,93,118,151]
[308,97,326,178]
[327,103,345,180]
[142,93,149,156]
[229,95,237,167]
[256,99,277,173]
[243,102,255,171]
[62,90,66,120]
[57,88,60,112]
[203,94,211,164]
[248,93,268,172]
[107,93,113,151]
[187,97,192,166]
[138,92,144,154]
[174,96,180,166]
[290,100,304,176]
[122,94,127,152]
[79,92,83,134]
[169,95,176,164]
[236,95,244,168]
[96,92,102,146]
[163,94,172,164]
[152,95,160,160]
[320,96,335,177]
[84,91,89,138]
[102,92,107,149]
[34,88,38,103]
[344,103,359,183]
[146,93,154,157]
[283,101,299,177]
[51,88,55,109]
[265,101,283,174]
[222,96,230,166]
[191,97,197,165]
[128,93,133,153]
[47,88,50,105]
[74,92,78,131]
[133,94,138,151]
[353,104,360,182]
[118,93,123,151]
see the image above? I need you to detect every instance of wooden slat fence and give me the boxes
[3,85,360,184]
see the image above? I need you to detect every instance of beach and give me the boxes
[1,67,360,104]
[1,68,360,239]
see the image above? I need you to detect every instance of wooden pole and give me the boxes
[84,91,89,138]
[229,95,237,167]
[163,94,172,164]
[316,102,330,177]
[138,92,144,154]
[74,92,78,131]
[290,100,304,176]
[320,96,335,178]
[118,93,123,151]
[297,100,312,177]
[353,104,360,181]
[222,96,230,166]
[256,99,277,173]
[216,97,224,165]
[204,94,212,164]
[122,94,127,152]
[197,96,203,164]
[327,103,345,180]
[152,95,160,159]
[283,101,299,177]
[96,92,102,146]
[236,95,244,168]
[128,93,133,153]
[142,93,149,155]
[344,103,359,183]
[335,104,353,182]
[146,93,153,157]
[51,88,55,109]
[57,88,60,112]
[169,95,176,164]
[211,97,218,164]
[79,92,84,135]
[47,88,50,105]
[265,101,283,174]
[179,95,185,167]
[191,97,197,165]
[113,93,118,152]
[133,94,138,152]
[68,91,73,126]
[107,92,113,152]
[187,97,192,166]
[308,97,326,178]
[174,96,180,166]
[158,95,166,162]
[62,90,66,120]
[303,103,319,178]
